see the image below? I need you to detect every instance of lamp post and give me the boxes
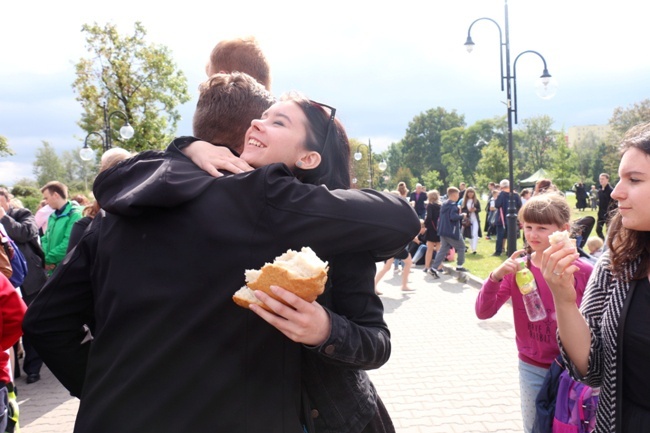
[79,102,134,161]
[353,139,387,190]
[464,0,557,256]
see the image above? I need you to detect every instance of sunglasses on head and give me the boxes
[308,100,336,152]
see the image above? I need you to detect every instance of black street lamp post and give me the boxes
[79,102,134,161]
[465,0,556,256]
[353,139,387,190]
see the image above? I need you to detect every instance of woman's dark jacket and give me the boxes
[303,252,391,433]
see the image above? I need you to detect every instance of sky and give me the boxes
[1,0,648,186]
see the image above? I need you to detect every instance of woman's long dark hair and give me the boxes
[607,122,650,280]
[281,93,351,190]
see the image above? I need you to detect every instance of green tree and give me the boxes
[0,135,14,156]
[518,115,556,174]
[573,131,600,183]
[400,107,465,184]
[73,22,191,154]
[421,170,441,192]
[549,135,578,192]
[605,99,650,181]
[475,140,509,192]
[33,141,65,186]
[61,149,98,192]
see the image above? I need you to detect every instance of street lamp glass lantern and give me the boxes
[120,123,135,139]
[378,160,388,171]
[535,75,558,100]
[464,36,475,53]
[353,151,363,161]
[79,146,95,161]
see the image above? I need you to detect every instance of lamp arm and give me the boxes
[512,50,550,124]
[83,131,105,148]
[466,17,505,91]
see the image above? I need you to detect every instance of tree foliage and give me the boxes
[72,22,191,154]
[518,115,556,174]
[33,141,65,186]
[0,135,14,157]
[549,134,578,192]
[475,140,509,193]
[399,107,465,184]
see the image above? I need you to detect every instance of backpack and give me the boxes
[0,229,28,288]
[552,370,599,433]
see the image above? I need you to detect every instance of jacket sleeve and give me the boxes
[475,274,514,319]
[1,209,38,244]
[307,252,390,370]
[0,275,26,350]
[22,216,100,397]
[262,165,420,261]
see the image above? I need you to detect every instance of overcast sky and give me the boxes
[1,0,648,185]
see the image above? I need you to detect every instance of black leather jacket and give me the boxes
[303,252,391,433]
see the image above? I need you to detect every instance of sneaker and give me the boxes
[491,252,502,257]
[427,268,440,279]
[456,266,468,272]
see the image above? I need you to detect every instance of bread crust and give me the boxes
[232,248,329,310]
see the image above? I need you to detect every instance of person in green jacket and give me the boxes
[40,181,82,275]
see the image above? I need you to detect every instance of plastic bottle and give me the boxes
[515,261,547,322]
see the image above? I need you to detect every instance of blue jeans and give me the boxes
[412,244,427,264]
[518,359,548,433]
[495,225,505,254]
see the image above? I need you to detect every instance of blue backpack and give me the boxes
[1,234,28,288]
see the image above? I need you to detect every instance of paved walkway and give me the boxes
[17,264,522,432]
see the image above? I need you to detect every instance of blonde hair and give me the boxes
[427,190,440,204]
[586,236,604,254]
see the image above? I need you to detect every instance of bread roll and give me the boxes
[548,230,576,250]
[233,247,329,310]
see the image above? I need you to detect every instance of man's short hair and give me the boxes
[208,37,271,90]
[599,173,610,180]
[193,73,275,154]
[499,179,510,188]
[447,187,459,196]
[40,181,68,199]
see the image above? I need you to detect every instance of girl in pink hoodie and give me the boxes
[475,192,593,433]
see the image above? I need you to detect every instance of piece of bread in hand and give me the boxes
[233,247,329,310]
[548,230,576,251]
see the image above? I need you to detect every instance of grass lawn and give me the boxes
[449,193,599,280]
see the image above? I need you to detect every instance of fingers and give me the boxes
[508,249,527,261]
[248,287,330,346]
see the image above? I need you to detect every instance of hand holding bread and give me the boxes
[233,247,329,311]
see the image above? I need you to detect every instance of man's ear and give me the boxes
[296,151,321,170]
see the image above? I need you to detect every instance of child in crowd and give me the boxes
[427,187,467,278]
[585,236,604,258]
[475,192,593,433]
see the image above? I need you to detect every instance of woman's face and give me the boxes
[611,147,650,231]
[524,221,569,253]
[241,101,309,168]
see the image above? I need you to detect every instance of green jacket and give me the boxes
[42,201,83,267]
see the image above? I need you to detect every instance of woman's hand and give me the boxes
[541,243,581,305]
[182,140,254,177]
[249,286,331,346]
[491,249,526,281]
